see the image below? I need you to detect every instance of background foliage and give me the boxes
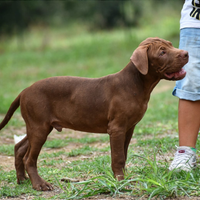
[0,0,185,114]
[0,0,183,35]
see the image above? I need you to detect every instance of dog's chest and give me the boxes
[127,102,148,125]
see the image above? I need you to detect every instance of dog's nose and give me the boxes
[181,50,188,59]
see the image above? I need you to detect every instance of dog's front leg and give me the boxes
[108,127,126,181]
[124,127,135,162]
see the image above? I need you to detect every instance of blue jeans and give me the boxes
[172,28,200,101]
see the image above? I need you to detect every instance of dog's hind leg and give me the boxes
[24,124,53,191]
[14,136,29,184]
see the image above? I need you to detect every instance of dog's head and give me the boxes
[130,37,188,80]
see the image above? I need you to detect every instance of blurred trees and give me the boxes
[64,1,143,28]
[0,0,184,36]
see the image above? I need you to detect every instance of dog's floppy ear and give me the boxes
[130,46,148,75]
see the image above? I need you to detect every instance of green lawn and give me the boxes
[1,14,200,200]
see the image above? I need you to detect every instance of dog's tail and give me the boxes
[0,94,20,130]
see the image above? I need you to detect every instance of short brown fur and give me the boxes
[0,37,188,191]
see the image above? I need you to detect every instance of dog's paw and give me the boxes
[116,175,124,181]
[33,180,53,191]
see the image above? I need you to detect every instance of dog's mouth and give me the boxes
[164,68,186,80]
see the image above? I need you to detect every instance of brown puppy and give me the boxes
[0,37,188,191]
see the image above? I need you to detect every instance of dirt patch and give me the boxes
[0,127,193,200]
[0,155,14,171]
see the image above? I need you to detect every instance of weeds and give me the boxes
[57,170,134,199]
[54,151,200,200]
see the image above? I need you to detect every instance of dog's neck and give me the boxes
[122,61,160,100]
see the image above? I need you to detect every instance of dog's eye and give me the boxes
[160,51,166,56]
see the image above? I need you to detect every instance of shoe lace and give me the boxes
[172,151,194,166]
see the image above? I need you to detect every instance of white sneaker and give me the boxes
[169,146,196,172]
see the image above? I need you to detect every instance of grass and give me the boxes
[0,11,180,113]
[1,11,200,199]
[0,144,14,156]
[43,134,109,149]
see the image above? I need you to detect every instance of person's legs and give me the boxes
[170,28,200,171]
[169,99,200,172]
[178,99,200,148]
